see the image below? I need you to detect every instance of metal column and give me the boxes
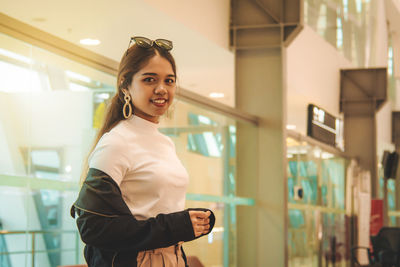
[231,0,302,266]
[340,68,387,198]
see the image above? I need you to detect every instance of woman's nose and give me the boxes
[154,83,167,95]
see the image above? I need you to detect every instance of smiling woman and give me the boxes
[123,54,177,123]
[0,13,259,266]
[72,37,215,267]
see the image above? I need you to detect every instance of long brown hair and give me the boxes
[80,44,177,184]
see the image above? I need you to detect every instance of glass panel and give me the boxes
[287,142,318,205]
[0,31,111,266]
[321,156,346,209]
[0,186,82,267]
[0,32,116,183]
[288,210,348,267]
[304,0,379,67]
[0,186,29,267]
[32,232,79,267]
[159,100,238,197]
[388,179,396,211]
[287,136,349,267]
[320,213,347,267]
[184,200,225,267]
[378,164,398,227]
[288,209,318,267]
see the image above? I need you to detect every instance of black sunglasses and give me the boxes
[126,36,173,55]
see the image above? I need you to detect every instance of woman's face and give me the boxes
[126,54,176,123]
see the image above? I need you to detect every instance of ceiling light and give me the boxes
[209,92,225,98]
[286,125,296,130]
[66,70,91,83]
[80,38,101,46]
[32,17,47,22]
[0,48,32,64]
[65,165,72,173]
[97,93,110,99]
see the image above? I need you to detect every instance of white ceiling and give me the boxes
[1,0,235,106]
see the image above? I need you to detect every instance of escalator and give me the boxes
[27,149,63,267]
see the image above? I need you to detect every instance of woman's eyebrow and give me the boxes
[141,73,175,78]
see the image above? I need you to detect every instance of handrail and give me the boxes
[388,210,400,217]
[288,202,346,215]
[287,129,349,159]
[0,229,80,267]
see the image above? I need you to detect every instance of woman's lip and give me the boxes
[150,99,168,107]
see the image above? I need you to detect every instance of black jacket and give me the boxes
[71,168,215,267]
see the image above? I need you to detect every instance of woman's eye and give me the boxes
[166,78,175,84]
[143,77,155,82]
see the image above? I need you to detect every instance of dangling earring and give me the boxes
[122,91,133,119]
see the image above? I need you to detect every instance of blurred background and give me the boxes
[0,0,399,266]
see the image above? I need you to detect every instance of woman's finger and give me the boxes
[200,219,210,225]
[191,210,210,219]
[189,210,205,217]
[194,226,205,236]
[198,211,211,219]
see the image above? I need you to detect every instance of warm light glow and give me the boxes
[0,48,32,64]
[66,70,91,83]
[321,152,334,159]
[209,92,225,98]
[80,38,101,46]
[97,93,110,99]
[286,125,296,130]
[211,227,224,233]
[65,165,72,173]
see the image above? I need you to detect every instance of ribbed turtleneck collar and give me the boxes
[125,115,159,132]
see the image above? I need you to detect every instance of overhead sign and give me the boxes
[307,104,344,150]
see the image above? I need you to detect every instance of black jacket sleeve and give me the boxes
[71,168,215,252]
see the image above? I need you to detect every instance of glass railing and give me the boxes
[0,223,11,267]
[0,230,79,267]
[287,133,349,267]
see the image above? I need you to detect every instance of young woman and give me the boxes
[71,36,215,267]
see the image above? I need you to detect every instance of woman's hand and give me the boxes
[188,210,211,237]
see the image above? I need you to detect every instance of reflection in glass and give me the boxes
[304,0,379,67]
[287,136,348,266]
[184,200,225,267]
[159,104,237,197]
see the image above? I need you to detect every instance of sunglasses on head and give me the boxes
[126,36,173,55]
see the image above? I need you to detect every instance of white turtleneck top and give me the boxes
[88,115,189,220]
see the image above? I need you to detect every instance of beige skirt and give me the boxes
[136,243,185,267]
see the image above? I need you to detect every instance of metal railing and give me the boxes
[0,229,80,267]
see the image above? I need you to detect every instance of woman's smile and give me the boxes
[151,98,168,107]
[127,54,176,123]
